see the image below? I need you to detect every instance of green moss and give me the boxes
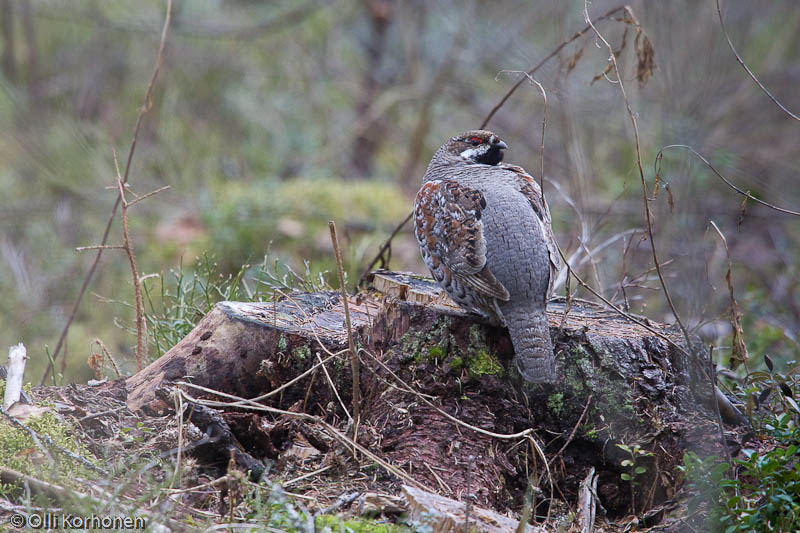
[548,393,564,416]
[277,335,288,353]
[0,406,97,499]
[450,356,464,370]
[428,346,446,359]
[465,349,503,376]
[315,514,411,532]
[402,317,453,363]
[292,345,311,360]
[560,342,642,438]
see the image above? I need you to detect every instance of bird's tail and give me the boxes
[504,304,556,383]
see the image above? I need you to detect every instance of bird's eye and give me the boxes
[469,137,482,146]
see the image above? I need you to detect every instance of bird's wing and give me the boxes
[414,179,510,301]
[501,164,563,285]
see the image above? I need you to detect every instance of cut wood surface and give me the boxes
[403,485,543,533]
[123,269,739,519]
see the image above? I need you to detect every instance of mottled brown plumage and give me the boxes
[414,130,561,383]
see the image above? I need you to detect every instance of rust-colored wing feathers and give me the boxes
[414,179,510,301]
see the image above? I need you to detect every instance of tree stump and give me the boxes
[124,270,736,519]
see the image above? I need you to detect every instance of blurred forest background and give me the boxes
[1,0,798,383]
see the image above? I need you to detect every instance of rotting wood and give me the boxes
[122,269,746,521]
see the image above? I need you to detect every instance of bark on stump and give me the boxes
[124,270,732,518]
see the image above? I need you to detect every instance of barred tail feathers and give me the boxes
[504,305,556,384]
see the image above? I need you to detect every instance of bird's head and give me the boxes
[443,130,508,166]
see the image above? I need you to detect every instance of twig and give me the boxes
[283,465,332,487]
[170,390,184,490]
[356,211,413,289]
[576,467,598,533]
[41,0,173,384]
[583,3,694,355]
[465,455,473,533]
[0,466,89,502]
[126,185,171,207]
[716,0,799,121]
[655,145,800,217]
[0,406,54,467]
[77,406,126,423]
[496,70,547,190]
[480,4,627,129]
[89,338,123,379]
[318,491,360,515]
[329,221,360,429]
[75,245,126,251]
[706,346,732,468]
[551,394,593,462]
[114,155,145,371]
[709,221,749,374]
[316,352,352,423]
[176,386,432,492]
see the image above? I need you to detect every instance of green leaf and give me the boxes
[635,466,647,475]
[621,459,634,467]
[621,473,631,481]
[785,396,800,415]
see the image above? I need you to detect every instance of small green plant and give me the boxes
[120,421,155,445]
[142,252,331,359]
[616,442,653,517]
[680,356,800,532]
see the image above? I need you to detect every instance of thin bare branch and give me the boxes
[41,0,173,384]
[709,221,749,373]
[76,245,125,251]
[716,0,799,121]
[125,185,171,207]
[655,145,800,217]
[481,4,627,129]
[329,221,359,428]
[114,154,146,371]
[356,211,413,290]
[583,3,693,353]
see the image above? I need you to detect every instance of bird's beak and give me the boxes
[491,135,508,150]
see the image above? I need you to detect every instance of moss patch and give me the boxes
[315,514,411,532]
[292,344,311,360]
[0,396,97,498]
[401,316,454,363]
[548,393,565,416]
[464,325,503,377]
[465,349,504,376]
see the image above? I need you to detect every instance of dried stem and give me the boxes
[480,4,627,129]
[41,0,173,384]
[582,3,693,353]
[709,221,749,374]
[356,211,413,290]
[115,157,145,371]
[329,221,360,429]
[716,0,799,122]
[655,145,800,217]
[496,70,547,190]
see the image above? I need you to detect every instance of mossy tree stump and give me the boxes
[124,270,736,520]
